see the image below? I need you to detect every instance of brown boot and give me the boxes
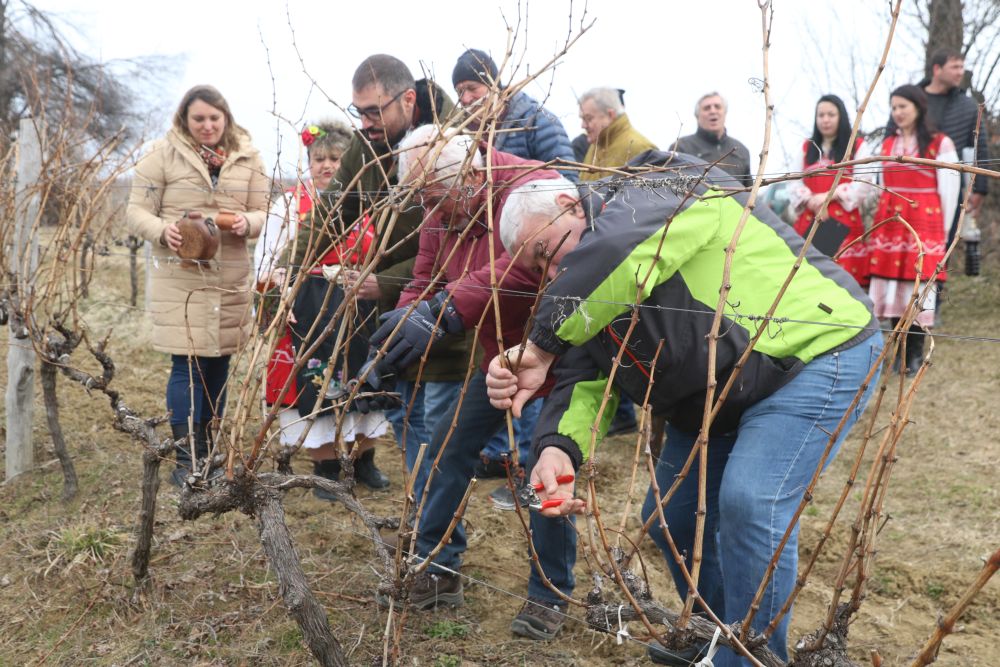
[510,597,567,640]
[408,569,463,609]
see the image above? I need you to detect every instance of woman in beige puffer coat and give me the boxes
[127,84,269,486]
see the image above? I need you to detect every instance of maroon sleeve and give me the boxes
[446,251,538,328]
[397,220,442,308]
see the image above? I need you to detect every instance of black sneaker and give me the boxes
[408,570,464,610]
[647,639,708,665]
[510,597,566,640]
[474,456,509,479]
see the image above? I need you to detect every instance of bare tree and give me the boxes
[922,0,964,73]
[0,0,176,153]
[912,0,1000,105]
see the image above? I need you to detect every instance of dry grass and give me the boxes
[1,250,998,666]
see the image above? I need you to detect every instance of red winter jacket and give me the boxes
[398,148,559,392]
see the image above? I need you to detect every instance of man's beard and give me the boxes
[363,125,409,154]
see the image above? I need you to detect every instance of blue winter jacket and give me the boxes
[493,91,577,182]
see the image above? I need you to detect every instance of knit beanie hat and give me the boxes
[452,49,499,88]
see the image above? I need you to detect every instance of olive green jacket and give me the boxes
[581,113,658,182]
[299,79,471,382]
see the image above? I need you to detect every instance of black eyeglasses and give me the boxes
[347,90,406,121]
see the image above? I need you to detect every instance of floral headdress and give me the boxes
[300,125,327,147]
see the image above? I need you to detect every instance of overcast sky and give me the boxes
[28,0,931,177]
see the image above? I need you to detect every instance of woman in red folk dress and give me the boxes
[865,85,959,374]
[254,121,389,499]
[789,94,869,287]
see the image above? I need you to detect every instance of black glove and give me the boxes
[350,356,402,414]
[369,291,465,372]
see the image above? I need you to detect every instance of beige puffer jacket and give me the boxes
[127,129,270,356]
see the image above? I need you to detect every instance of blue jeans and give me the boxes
[641,334,882,665]
[387,380,463,502]
[166,355,230,426]
[415,371,576,605]
[480,399,543,465]
[614,397,636,425]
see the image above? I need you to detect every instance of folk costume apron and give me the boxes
[792,139,869,287]
[264,187,376,416]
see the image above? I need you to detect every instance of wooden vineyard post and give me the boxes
[5,118,42,482]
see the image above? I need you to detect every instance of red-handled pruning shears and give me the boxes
[525,474,575,511]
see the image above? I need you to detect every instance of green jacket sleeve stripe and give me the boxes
[555,374,619,462]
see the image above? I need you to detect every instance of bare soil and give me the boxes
[0,251,997,666]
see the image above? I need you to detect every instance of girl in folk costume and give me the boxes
[256,121,390,498]
[865,84,959,374]
[789,94,870,287]
[127,85,269,488]
[254,122,354,288]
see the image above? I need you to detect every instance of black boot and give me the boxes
[905,328,926,375]
[170,423,192,488]
[889,318,903,375]
[312,459,342,502]
[355,448,390,490]
[194,422,224,482]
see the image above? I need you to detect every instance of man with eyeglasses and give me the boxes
[296,54,459,490]
[367,124,577,641]
[484,152,882,665]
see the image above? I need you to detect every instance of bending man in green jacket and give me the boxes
[486,151,883,665]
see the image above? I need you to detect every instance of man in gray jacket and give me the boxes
[672,92,752,187]
[921,48,990,231]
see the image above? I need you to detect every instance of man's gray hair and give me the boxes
[397,124,484,188]
[499,176,579,255]
[579,87,625,115]
[695,91,727,115]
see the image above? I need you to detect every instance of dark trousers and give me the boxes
[415,370,576,604]
[166,354,230,426]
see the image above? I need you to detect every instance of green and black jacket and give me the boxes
[530,150,877,469]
